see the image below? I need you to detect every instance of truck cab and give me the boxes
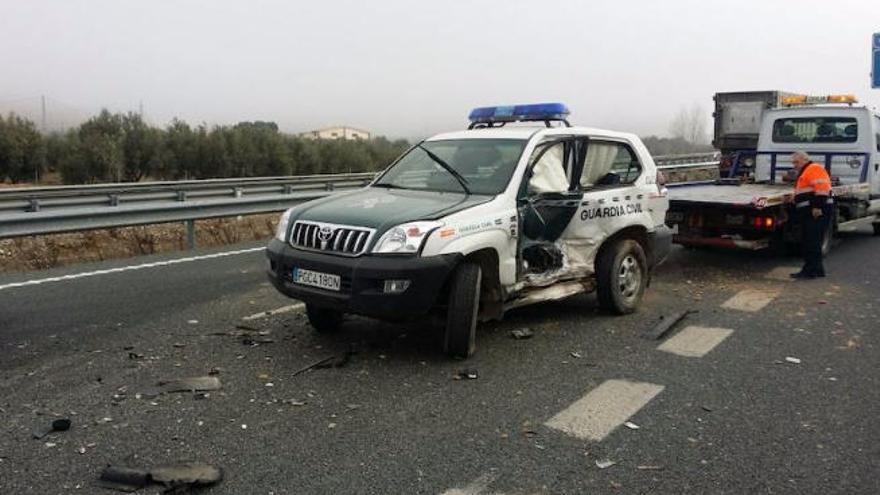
[267,103,671,358]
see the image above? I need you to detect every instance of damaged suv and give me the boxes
[267,103,671,358]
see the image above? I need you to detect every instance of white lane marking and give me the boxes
[242,303,304,321]
[545,379,664,442]
[440,472,499,495]
[0,247,265,292]
[657,325,734,358]
[764,266,801,282]
[721,288,780,312]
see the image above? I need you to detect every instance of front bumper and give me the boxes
[648,225,673,267]
[266,239,461,320]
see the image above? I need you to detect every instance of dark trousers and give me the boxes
[800,205,830,276]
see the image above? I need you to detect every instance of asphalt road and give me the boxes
[1,231,878,494]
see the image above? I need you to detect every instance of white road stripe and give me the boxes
[242,303,304,321]
[440,472,499,495]
[721,288,780,312]
[657,325,734,358]
[0,247,265,292]
[545,379,664,442]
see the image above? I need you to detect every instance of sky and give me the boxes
[1,0,879,139]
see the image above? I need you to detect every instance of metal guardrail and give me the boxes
[0,154,720,242]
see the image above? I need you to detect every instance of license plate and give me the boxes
[292,268,341,291]
[725,214,745,225]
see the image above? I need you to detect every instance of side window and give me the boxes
[580,141,642,188]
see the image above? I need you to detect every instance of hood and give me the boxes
[293,187,491,232]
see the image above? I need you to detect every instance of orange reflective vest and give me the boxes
[794,162,832,209]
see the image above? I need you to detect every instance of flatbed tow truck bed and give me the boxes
[668,182,791,209]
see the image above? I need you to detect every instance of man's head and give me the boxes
[791,151,811,171]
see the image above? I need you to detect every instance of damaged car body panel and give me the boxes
[267,103,671,358]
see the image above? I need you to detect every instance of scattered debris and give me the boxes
[623,421,640,430]
[510,328,534,340]
[128,352,144,360]
[242,337,275,346]
[98,462,222,493]
[643,310,697,340]
[235,324,260,332]
[172,343,187,349]
[142,376,222,398]
[187,320,199,325]
[282,399,307,406]
[33,418,72,439]
[701,405,714,412]
[454,369,478,380]
[636,465,664,471]
[595,459,617,469]
[570,351,583,359]
[292,351,353,377]
[785,357,802,364]
[208,367,221,376]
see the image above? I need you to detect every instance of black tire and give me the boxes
[596,239,648,315]
[873,223,880,236]
[305,304,343,333]
[443,262,481,359]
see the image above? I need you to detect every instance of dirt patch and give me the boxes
[0,214,278,272]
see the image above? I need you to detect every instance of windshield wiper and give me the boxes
[417,143,471,194]
[372,183,405,189]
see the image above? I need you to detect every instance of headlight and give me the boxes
[372,221,442,254]
[275,209,294,241]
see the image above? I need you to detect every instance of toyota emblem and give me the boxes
[317,226,334,245]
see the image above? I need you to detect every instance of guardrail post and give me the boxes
[285,185,294,195]
[109,194,119,207]
[185,220,196,250]
[28,199,40,212]
[234,187,243,198]
[177,191,187,202]
[326,182,335,191]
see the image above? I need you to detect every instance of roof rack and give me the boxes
[467,103,571,129]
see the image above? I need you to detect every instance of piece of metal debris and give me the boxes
[142,376,222,398]
[636,465,664,471]
[510,328,534,340]
[454,369,478,380]
[33,418,72,440]
[151,462,223,490]
[98,462,222,493]
[571,351,583,359]
[595,459,617,469]
[623,421,640,430]
[643,310,697,340]
[97,465,150,492]
[785,357,802,364]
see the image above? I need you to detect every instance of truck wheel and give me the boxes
[443,262,481,359]
[305,304,343,333]
[873,223,880,236]
[597,239,647,315]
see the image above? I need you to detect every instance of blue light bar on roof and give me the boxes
[468,102,570,123]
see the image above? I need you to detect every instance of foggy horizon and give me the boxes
[2,0,879,140]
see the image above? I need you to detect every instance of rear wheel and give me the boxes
[443,262,481,359]
[305,304,343,333]
[873,223,880,236]
[597,239,648,314]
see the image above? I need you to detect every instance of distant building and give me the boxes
[300,126,371,141]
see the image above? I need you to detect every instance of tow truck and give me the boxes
[267,103,672,358]
[666,93,880,254]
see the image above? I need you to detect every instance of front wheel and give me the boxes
[596,239,648,315]
[306,304,343,333]
[872,223,880,236]
[443,263,481,359]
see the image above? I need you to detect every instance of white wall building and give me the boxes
[300,126,371,140]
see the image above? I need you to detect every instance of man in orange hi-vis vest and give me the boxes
[790,151,833,279]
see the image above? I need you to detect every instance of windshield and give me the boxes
[375,139,526,194]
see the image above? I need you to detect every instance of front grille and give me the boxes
[289,221,375,256]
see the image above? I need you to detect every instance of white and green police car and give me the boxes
[267,103,671,358]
